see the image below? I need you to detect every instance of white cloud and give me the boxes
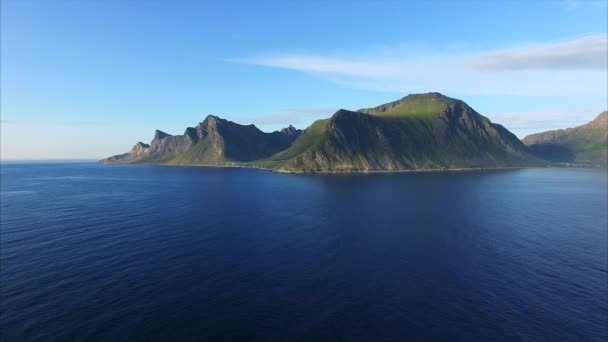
[231,106,339,132]
[470,35,607,70]
[231,34,608,96]
[487,108,606,138]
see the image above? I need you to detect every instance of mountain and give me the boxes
[257,93,539,172]
[100,115,302,165]
[101,93,541,172]
[522,111,608,166]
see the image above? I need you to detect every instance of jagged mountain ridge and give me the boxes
[100,115,302,165]
[101,93,544,172]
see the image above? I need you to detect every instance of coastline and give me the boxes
[98,160,547,174]
[271,166,533,175]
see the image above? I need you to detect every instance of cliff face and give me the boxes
[523,112,608,166]
[100,115,302,165]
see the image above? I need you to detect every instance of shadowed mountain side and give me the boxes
[100,115,302,165]
[102,93,543,172]
[523,111,607,166]
[257,93,540,172]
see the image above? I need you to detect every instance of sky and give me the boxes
[1,0,607,159]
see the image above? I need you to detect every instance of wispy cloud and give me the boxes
[234,106,338,129]
[488,108,606,137]
[231,35,607,96]
[470,35,607,70]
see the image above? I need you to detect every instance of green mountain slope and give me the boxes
[522,111,608,166]
[100,115,302,166]
[101,93,543,172]
[260,93,540,172]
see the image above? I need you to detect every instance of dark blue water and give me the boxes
[1,163,606,341]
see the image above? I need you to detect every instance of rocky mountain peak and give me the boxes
[100,92,546,171]
[154,130,170,140]
[130,142,150,157]
[280,125,301,137]
[197,115,225,131]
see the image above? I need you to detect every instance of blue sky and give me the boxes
[1,0,607,159]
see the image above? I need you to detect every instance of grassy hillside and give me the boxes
[262,93,539,172]
[101,93,542,173]
[359,92,456,120]
[523,111,607,166]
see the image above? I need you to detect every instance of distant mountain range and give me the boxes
[100,93,607,172]
[101,115,302,165]
[522,111,608,167]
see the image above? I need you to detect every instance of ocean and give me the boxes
[1,162,606,341]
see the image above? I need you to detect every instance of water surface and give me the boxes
[1,163,607,340]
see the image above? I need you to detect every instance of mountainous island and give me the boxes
[102,115,302,166]
[522,111,608,167]
[100,93,607,172]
